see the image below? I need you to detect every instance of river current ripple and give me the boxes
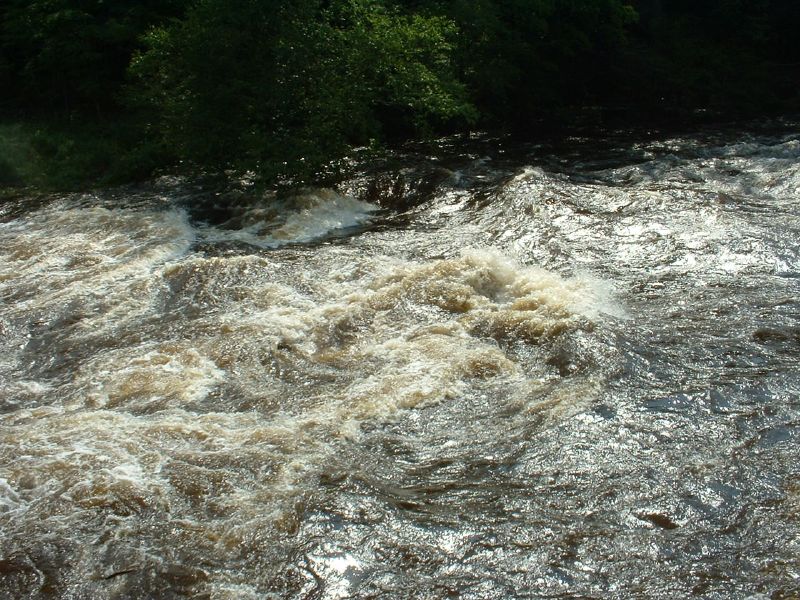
[1,124,798,599]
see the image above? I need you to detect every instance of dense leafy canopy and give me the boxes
[0,0,187,112]
[129,0,475,178]
[1,0,797,188]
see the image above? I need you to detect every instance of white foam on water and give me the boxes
[77,343,226,412]
[199,188,379,248]
[306,553,365,600]
[270,190,378,242]
[0,207,194,310]
[183,248,610,437]
[0,380,52,409]
[0,206,196,353]
[0,193,616,597]
[1,244,608,519]
[0,478,22,514]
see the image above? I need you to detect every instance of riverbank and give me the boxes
[0,117,169,196]
[3,108,798,204]
[3,1,798,200]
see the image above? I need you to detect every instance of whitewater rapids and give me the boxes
[1,124,798,598]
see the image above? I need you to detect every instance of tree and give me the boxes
[440,0,637,128]
[130,0,475,181]
[0,0,187,114]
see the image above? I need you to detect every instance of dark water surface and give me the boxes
[1,124,799,599]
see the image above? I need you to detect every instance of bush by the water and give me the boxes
[1,0,798,189]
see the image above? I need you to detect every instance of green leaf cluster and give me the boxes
[0,0,187,113]
[1,0,798,189]
[129,0,476,181]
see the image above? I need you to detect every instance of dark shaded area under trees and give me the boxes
[1,0,798,190]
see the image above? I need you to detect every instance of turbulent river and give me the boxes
[1,123,799,599]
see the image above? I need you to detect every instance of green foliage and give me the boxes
[130,0,475,181]
[0,124,34,187]
[621,0,800,116]
[0,119,169,191]
[0,1,189,189]
[442,0,636,125]
[1,0,798,190]
[0,0,187,113]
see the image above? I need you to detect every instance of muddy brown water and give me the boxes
[1,123,799,599]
